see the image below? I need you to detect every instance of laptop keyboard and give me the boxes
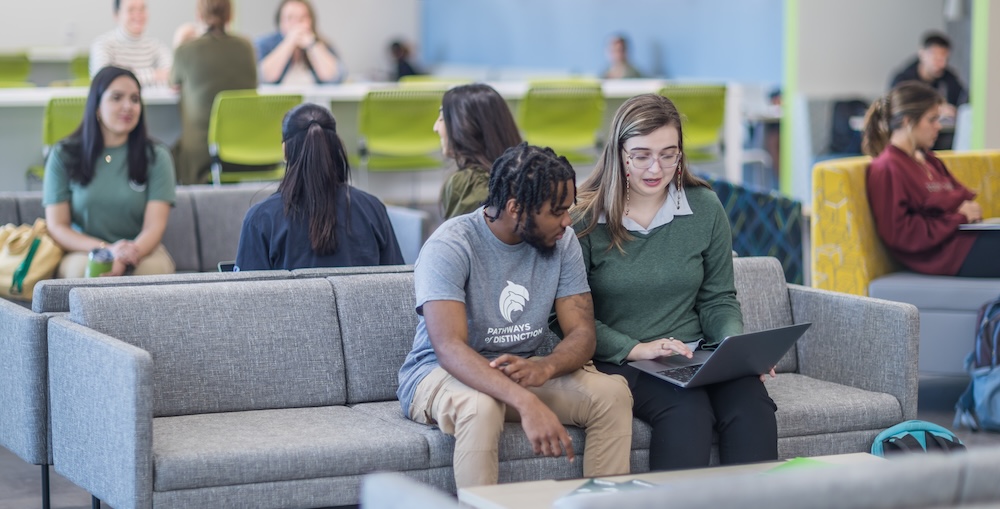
[656,364,704,384]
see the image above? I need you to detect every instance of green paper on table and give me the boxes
[766,456,832,473]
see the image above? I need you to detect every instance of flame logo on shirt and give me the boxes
[499,281,529,323]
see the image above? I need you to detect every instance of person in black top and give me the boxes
[235,103,404,270]
[889,32,967,150]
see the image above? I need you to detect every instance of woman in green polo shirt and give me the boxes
[435,83,522,219]
[43,65,176,278]
[570,94,778,471]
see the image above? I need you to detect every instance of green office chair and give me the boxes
[0,52,32,87]
[658,84,727,162]
[517,79,604,163]
[26,96,87,185]
[70,54,89,82]
[207,90,303,187]
[356,87,445,172]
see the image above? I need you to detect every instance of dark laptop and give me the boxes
[628,323,811,388]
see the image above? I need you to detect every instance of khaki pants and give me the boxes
[57,244,176,279]
[409,361,633,489]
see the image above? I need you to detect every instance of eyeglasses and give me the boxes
[626,151,682,170]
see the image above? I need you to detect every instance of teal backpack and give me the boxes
[871,420,966,457]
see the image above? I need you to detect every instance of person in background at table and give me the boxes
[389,39,421,81]
[434,83,523,219]
[601,34,642,79]
[170,0,257,185]
[863,81,999,278]
[398,143,633,489]
[43,66,176,278]
[889,32,967,150]
[235,104,403,270]
[90,0,172,87]
[256,0,345,85]
[568,93,776,471]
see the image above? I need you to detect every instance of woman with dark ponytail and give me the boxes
[235,103,404,270]
[863,81,997,277]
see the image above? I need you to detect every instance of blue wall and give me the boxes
[421,0,783,83]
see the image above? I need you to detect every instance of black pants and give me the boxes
[957,233,1000,277]
[595,360,778,471]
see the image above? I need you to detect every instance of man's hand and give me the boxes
[517,398,574,461]
[939,102,958,120]
[626,338,694,362]
[490,354,555,388]
[110,240,140,266]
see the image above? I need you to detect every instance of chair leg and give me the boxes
[40,465,50,509]
[92,495,101,508]
[210,161,222,188]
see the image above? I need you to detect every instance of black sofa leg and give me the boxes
[40,465,50,509]
[92,495,101,508]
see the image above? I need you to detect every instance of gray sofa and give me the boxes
[45,256,919,508]
[363,447,1000,509]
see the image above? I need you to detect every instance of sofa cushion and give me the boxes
[160,191,200,272]
[15,193,43,227]
[69,278,347,416]
[329,273,419,404]
[767,374,901,436]
[152,406,430,491]
[190,185,272,272]
[32,269,292,313]
[733,257,797,372]
[869,272,1000,312]
[0,194,20,224]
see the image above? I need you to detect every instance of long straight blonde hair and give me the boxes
[573,93,709,253]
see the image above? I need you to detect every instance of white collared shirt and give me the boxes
[598,182,693,233]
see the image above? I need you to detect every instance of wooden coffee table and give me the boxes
[458,453,883,509]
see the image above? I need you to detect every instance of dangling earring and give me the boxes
[624,171,631,216]
[675,169,683,210]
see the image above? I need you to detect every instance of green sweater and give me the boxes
[578,186,743,365]
[440,165,489,219]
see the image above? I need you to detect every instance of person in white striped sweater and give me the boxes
[90,0,172,87]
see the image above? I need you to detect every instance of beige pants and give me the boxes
[409,362,633,489]
[57,244,176,279]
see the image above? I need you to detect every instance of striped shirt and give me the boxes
[90,27,172,86]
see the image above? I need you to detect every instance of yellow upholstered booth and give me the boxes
[811,150,1000,296]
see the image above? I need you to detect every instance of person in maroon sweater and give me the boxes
[862,81,998,277]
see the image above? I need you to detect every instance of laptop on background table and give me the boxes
[628,323,812,388]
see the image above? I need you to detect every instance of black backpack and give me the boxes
[827,99,869,155]
[954,295,1000,432]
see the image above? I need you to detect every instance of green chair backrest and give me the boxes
[207,90,303,165]
[0,81,35,88]
[70,54,89,81]
[44,96,87,146]
[517,79,604,154]
[358,87,445,157]
[658,84,726,153]
[0,53,31,83]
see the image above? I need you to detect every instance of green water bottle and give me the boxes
[85,246,115,278]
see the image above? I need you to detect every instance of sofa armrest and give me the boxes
[787,284,919,420]
[48,316,153,509]
[0,299,50,465]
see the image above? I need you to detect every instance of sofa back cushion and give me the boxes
[69,278,346,416]
[160,191,200,272]
[189,185,272,272]
[733,256,797,372]
[329,272,418,403]
[15,193,44,228]
[0,194,20,225]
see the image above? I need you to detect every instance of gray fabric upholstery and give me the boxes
[0,194,20,224]
[0,299,50,465]
[160,191,200,272]
[47,317,154,509]
[733,257,797,372]
[190,186,272,272]
[362,473,461,509]
[870,272,1000,312]
[330,273,420,403]
[15,193,44,228]
[789,284,920,420]
[69,279,347,416]
[767,374,901,436]
[32,269,292,313]
[291,265,414,279]
[153,407,429,491]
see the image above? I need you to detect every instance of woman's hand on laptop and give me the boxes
[626,338,694,361]
[760,367,777,382]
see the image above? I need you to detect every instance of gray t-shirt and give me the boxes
[396,208,590,414]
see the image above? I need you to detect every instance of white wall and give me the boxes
[798,0,946,98]
[0,0,419,82]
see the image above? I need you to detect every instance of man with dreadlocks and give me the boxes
[397,143,633,488]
